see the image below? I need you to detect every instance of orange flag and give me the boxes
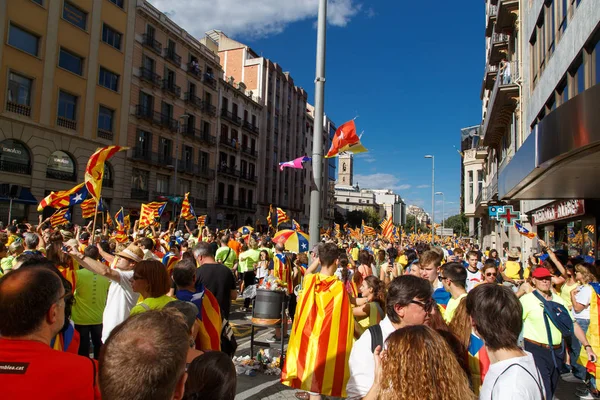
[325,119,359,158]
[85,146,127,200]
[281,273,354,397]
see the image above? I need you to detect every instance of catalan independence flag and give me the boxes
[291,219,301,232]
[381,215,394,240]
[50,208,71,227]
[50,321,79,354]
[124,215,131,231]
[197,215,207,227]
[80,198,97,219]
[38,183,88,211]
[273,253,293,295]
[139,204,155,228]
[180,192,196,220]
[85,146,127,200]
[514,222,536,239]
[361,220,376,237]
[468,332,490,396]
[281,273,354,397]
[578,283,600,378]
[194,288,222,351]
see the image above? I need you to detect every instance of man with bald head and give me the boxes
[0,266,100,399]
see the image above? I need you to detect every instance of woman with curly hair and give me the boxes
[353,276,385,337]
[365,325,475,400]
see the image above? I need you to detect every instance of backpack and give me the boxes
[532,290,573,370]
[220,319,238,358]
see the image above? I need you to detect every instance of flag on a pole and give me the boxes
[85,146,127,200]
[361,220,376,237]
[80,198,97,219]
[514,222,536,239]
[50,208,71,228]
[147,202,168,219]
[381,215,394,240]
[37,183,88,211]
[325,120,360,158]
[124,215,131,231]
[139,204,155,228]
[279,156,312,171]
[115,207,125,230]
[291,219,301,232]
[197,215,207,227]
[180,193,196,220]
[105,211,113,227]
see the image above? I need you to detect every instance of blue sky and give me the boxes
[150,0,484,222]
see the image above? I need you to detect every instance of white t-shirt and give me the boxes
[574,284,592,320]
[466,268,483,292]
[101,270,140,342]
[479,352,545,400]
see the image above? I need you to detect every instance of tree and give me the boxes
[345,209,379,229]
[334,210,346,226]
[443,213,468,236]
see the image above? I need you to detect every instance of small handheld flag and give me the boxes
[180,193,196,220]
[514,222,536,239]
[50,208,71,228]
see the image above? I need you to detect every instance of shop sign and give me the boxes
[531,200,585,225]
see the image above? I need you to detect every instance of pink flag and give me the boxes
[279,156,312,171]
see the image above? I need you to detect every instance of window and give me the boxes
[136,130,152,155]
[183,146,193,168]
[102,24,122,50]
[108,0,124,8]
[572,59,585,95]
[7,72,32,115]
[477,170,483,197]
[47,150,77,181]
[131,168,149,190]
[8,24,39,56]
[99,67,119,91]
[31,0,43,4]
[156,174,170,194]
[559,0,568,35]
[63,1,87,30]
[595,38,600,85]
[159,137,172,163]
[58,91,77,120]
[59,48,83,75]
[558,78,569,105]
[468,171,474,204]
[0,139,31,175]
[98,106,114,132]
[179,179,191,196]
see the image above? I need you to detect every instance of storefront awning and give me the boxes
[0,187,38,205]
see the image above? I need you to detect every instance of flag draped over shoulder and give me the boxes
[85,146,127,200]
[273,253,293,295]
[281,273,354,397]
[180,192,196,220]
[50,208,71,227]
[191,287,222,351]
[579,283,600,377]
[468,332,490,396]
[38,183,88,211]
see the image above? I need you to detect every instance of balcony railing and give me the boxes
[131,188,149,201]
[162,79,181,97]
[482,60,520,145]
[203,73,216,89]
[97,129,114,140]
[184,92,203,108]
[187,62,202,78]
[182,124,200,139]
[221,109,242,125]
[241,147,257,157]
[243,120,259,135]
[198,167,215,180]
[142,33,162,54]
[198,131,216,145]
[46,169,76,181]
[491,32,509,44]
[57,116,77,130]
[140,67,161,87]
[0,160,31,175]
[158,152,173,165]
[240,172,258,183]
[202,102,216,116]
[159,114,178,132]
[164,48,181,66]
[217,164,239,178]
[6,101,31,117]
[135,105,161,125]
[219,136,238,151]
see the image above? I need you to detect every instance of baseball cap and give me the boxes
[532,267,552,279]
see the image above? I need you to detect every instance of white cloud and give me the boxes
[355,153,376,163]
[417,184,430,189]
[354,173,410,192]
[148,0,362,38]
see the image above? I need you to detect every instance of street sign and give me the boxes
[497,205,520,224]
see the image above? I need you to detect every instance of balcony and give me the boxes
[495,0,519,34]
[219,136,238,151]
[202,102,217,116]
[482,61,519,146]
[57,116,76,131]
[46,169,76,181]
[131,188,149,201]
[182,124,200,139]
[139,67,161,87]
[6,101,31,117]
[214,198,254,211]
[485,3,497,37]
[482,64,499,96]
[489,33,509,66]
[198,131,216,146]
[187,62,202,79]
[158,152,173,165]
[164,48,181,66]
[194,198,208,209]
[131,147,165,166]
[135,105,161,125]
[217,164,239,179]
[0,160,31,175]
[176,161,196,175]
[221,109,242,125]
[97,129,114,141]
[198,167,215,180]
[184,92,203,109]
[142,34,162,54]
[203,73,216,89]
[162,79,181,98]
[159,114,178,132]
[240,172,258,183]
[241,146,257,158]
[243,120,260,136]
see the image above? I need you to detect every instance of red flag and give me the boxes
[325,120,359,158]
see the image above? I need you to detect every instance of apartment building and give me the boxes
[460,125,486,238]
[125,1,223,224]
[498,0,600,256]
[208,30,320,226]
[0,0,135,223]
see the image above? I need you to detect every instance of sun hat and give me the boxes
[115,243,143,263]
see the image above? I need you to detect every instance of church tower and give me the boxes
[338,153,353,186]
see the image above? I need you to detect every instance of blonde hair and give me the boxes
[575,263,598,284]
[379,325,475,400]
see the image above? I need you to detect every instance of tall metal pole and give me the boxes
[425,155,435,244]
[173,115,189,221]
[309,0,327,253]
[436,191,444,236]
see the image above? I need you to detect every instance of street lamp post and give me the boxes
[173,114,190,221]
[424,155,435,244]
[436,191,444,237]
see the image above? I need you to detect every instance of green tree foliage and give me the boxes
[443,213,468,235]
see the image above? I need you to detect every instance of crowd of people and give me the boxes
[0,218,599,400]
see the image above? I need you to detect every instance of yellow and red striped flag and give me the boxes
[105,211,113,227]
[50,208,71,228]
[80,198,97,219]
[85,146,127,200]
[139,204,155,228]
[180,192,196,220]
[37,183,88,211]
[579,283,600,378]
[197,215,207,226]
[124,215,131,231]
[273,254,293,295]
[281,274,354,397]
[180,287,222,352]
[381,215,394,240]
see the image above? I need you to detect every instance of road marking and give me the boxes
[234,377,282,400]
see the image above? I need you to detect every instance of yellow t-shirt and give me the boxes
[444,293,467,323]
[504,261,522,279]
[560,281,578,310]
[521,291,574,345]
[130,295,174,316]
[350,248,359,261]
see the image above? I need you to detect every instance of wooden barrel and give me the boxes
[251,289,286,326]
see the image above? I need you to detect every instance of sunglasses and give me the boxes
[409,299,435,313]
[132,274,144,280]
[438,275,448,282]
[485,272,497,277]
